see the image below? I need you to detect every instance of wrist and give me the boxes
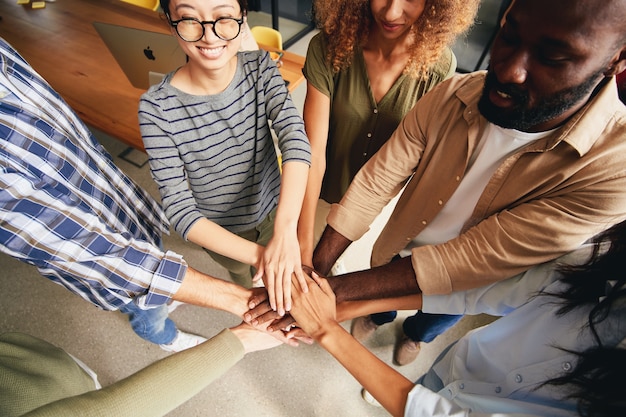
[315,321,347,347]
[273,213,299,232]
[220,283,253,318]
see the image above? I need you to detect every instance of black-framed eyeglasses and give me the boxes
[169,16,244,42]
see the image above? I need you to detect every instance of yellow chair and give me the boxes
[120,0,160,11]
[250,26,283,50]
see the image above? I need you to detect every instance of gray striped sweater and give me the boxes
[139,50,310,237]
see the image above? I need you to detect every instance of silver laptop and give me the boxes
[93,22,187,90]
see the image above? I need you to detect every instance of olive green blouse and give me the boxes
[303,32,456,203]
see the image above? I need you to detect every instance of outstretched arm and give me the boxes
[312,225,353,276]
[289,275,415,417]
[187,218,264,269]
[22,324,283,417]
[256,160,310,317]
[174,266,260,318]
[326,256,421,303]
[298,83,331,266]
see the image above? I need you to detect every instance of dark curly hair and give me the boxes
[312,0,479,78]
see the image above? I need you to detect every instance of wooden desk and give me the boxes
[0,0,305,152]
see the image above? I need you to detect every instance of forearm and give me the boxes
[186,218,262,267]
[299,91,329,264]
[297,190,320,265]
[23,330,244,417]
[297,162,325,265]
[312,226,352,275]
[274,161,309,231]
[336,294,422,322]
[316,324,414,417]
[0,194,187,310]
[174,267,252,318]
[327,256,421,303]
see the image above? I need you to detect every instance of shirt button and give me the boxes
[562,362,572,371]
[367,133,372,138]
[406,237,411,241]
[456,176,461,181]
[373,109,378,114]
[495,386,502,394]
[459,383,465,389]
[362,152,367,157]
[515,374,523,383]
[421,220,427,225]
[438,200,443,205]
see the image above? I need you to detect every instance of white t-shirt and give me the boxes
[401,124,553,255]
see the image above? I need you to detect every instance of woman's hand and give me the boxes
[254,160,310,317]
[229,321,288,353]
[255,227,307,317]
[288,270,337,341]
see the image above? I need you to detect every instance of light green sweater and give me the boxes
[0,331,244,417]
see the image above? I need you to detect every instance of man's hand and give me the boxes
[245,295,298,330]
[244,287,313,344]
[312,226,352,276]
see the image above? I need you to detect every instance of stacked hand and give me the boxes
[245,267,338,343]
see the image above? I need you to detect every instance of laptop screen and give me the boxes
[93,22,186,90]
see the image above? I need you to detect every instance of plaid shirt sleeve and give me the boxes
[0,37,186,311]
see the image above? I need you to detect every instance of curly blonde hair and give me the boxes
[313,0,480,78]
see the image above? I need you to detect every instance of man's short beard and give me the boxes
[477,68,606,131]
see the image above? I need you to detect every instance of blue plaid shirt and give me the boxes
[0,38,187,311]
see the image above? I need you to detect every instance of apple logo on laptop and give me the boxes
[143,46,156,61]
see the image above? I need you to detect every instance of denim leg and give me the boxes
[402,311,463,343]
[118,302,178,345]
[370,310,398,326]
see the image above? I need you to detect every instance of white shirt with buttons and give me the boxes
[404,246,626,416]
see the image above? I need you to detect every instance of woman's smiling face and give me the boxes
[168,0,244,72]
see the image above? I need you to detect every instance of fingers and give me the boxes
[293,267,308,295]
[282,268,292,313]
[244,301,281,326]
[265,268,277,314]
[277,330,300,347]
[275,265,286,317]
[252,267,263,284]
[287,328,313,345]
[268,314,296,332]
[248,288,268,309]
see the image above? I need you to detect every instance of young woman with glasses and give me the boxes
[139,0,311,318]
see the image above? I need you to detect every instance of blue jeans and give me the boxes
[118,302,177,345]
[371,310,462,343]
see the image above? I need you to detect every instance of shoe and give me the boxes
[361,388,382,407]
[159,331,207,353]
[393,335,421,366]
[350,315,378,343]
